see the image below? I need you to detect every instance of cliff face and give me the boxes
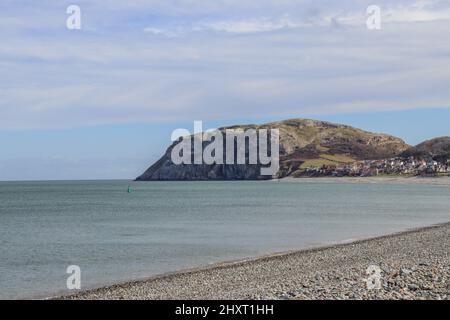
[401,137,450,162]
[136,118,410,181]
[136,135,270,181]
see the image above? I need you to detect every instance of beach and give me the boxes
[3,179,448,299]
[60,222,449,300]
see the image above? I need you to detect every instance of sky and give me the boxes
[1,0,450,180]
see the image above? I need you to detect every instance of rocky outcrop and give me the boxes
[136,139,268,181]
[401,137,450,162]
[136,118,410,181]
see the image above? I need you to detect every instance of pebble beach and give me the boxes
[60,222,449,300]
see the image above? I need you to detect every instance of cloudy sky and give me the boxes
[1,0,450,180]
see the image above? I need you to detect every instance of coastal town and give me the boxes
[303,157,450,177]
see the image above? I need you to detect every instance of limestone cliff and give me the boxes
[136,119,410,180]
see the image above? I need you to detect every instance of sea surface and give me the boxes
[0,180,449,299]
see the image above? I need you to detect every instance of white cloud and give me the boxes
[143,26,182,37]
[143,27,166,34]
[385,7,450,23]
[196,17,302,34]
[1,0,450,130]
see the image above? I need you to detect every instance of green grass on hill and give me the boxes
[319,154,356,163]
[300,153,356,169]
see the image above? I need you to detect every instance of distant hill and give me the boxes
[136,118,410,180]
[265,119,410,177]
[401,137,450,162]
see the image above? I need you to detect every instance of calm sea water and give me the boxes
[0,180,449,299]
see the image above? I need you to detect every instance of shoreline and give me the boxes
[278,175,450,185]
[56,222,450,300]
[2,176,449,185]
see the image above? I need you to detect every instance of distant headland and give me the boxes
[136,118,450,181]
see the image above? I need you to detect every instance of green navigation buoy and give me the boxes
[127,186,133,193]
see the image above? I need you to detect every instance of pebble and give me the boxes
[60,223,449,300]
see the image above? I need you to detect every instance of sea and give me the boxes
[0,180,449,299]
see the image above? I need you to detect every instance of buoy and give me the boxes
[127,186,133,193]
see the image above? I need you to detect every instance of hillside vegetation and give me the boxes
[137,118,411,180]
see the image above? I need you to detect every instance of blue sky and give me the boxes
[1,1,450,180]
